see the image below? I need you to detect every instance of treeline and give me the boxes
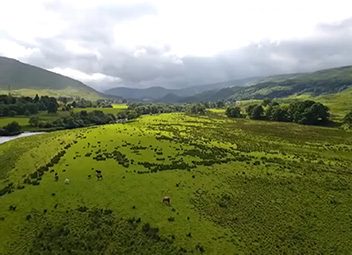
[226,100,331,125]
[0,94,58,116]
[29,110,116,129]
[116,103,207,120]
[62,98,118,110]
[0,95,123,116]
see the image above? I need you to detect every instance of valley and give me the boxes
[1,112,352,254]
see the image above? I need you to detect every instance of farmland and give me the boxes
[1,112,352,254]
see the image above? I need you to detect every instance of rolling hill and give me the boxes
[0,56,103,100]
[105,65,352,111]
[183,65,352,103]
[104,77,258,101]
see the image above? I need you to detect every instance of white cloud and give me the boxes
[2,0,352,58]
[48,67,120,85]
[0,39,39,59]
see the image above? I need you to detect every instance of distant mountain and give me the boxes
[0,56,103,99]
[105,86,175,101]
[105,77,258,101]
[106,66,352,103]
[180,65,352,102]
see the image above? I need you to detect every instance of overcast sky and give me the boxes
[1,0,352,91]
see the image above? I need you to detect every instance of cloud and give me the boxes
[1,1,352,90]
[48,67,121,91]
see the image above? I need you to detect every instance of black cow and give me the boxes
[96,170,103,180]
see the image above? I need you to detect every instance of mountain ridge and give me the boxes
[0,56,104,99]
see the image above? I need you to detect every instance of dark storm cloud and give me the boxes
[21,16,352,90]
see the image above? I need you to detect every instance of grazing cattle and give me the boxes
[162,196,171,206]
[88,175,91,179]
[64,178,70,184]
[96,170,103,180]
[9,205,16,211]
[54,173,59,182]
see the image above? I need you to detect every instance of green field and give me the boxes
[0,112,70,129]
[0,88,103,101]
[1,113,352,254]
[112,103,128,109]
[72,105,127,115]
[0,116,31,128]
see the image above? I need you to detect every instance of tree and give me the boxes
[0,121,21,136]
[34,94,40,103]
[266,105,289,122]
[46,98,58,113]
[225,106,242,118]
[189,104,206,115]
[245,104,257,117]
[29,116,40,127]
[306,103,330,124]
[288,101,329,125]
[216,101,225,108]
[249,105,264,120]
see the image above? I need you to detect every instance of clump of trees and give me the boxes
[29,110,116,129]
[62,98,123,110]
[188,104,206,115]
[0,121,21,136]
[246,104,265,120]
[0,94,58,116]
[226,100,331,126]
[225,106,242,118]
[116,103,209,121]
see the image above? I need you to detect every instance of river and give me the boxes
[0,132,45,145]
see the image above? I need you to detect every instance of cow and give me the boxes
[96,170,103,180]
[162,196,171,206]
[64,178,70,184]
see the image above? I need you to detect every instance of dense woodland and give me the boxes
[0,94,59,116]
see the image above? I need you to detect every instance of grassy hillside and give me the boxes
[181,65,352,104]
[0,57,103,100]
[1,113,352,254]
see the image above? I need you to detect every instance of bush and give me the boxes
[225,106,242,118]
[0,121,21,136]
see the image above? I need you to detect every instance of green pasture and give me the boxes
[0,111,70,129]
[0,117,30,128]
[112,103,128,109]
[72,106,126,114]
[0,113,352,254]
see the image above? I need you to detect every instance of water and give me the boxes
[0,132,45,145]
